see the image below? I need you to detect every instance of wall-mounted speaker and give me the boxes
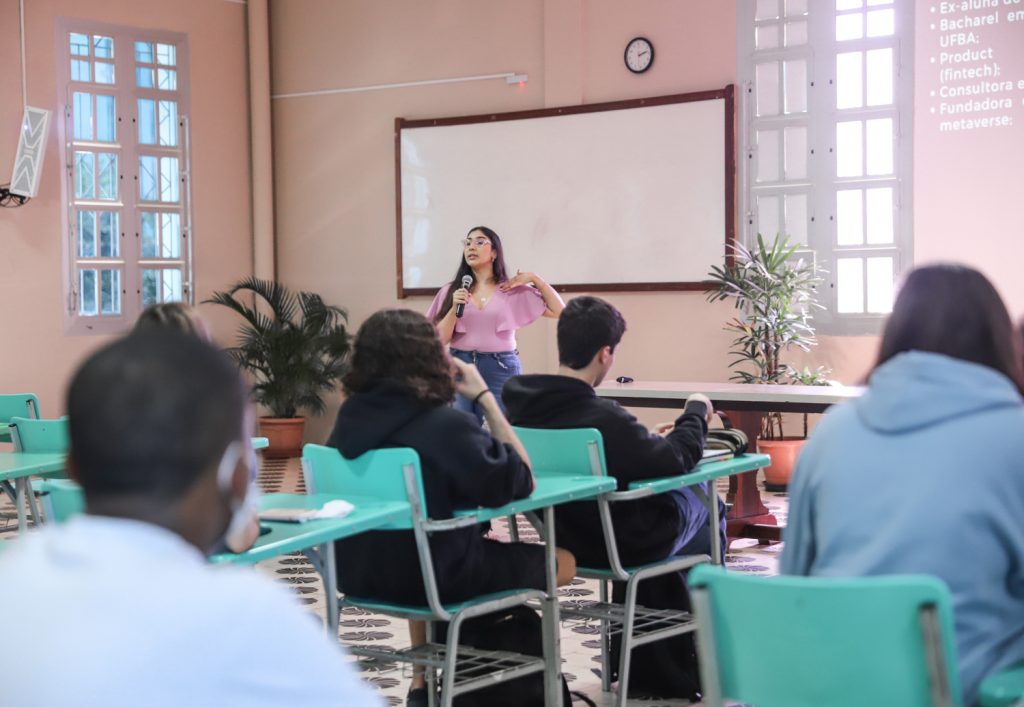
[9,107,50,198]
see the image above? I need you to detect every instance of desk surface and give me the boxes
[0,452,67,482]
[597,380,863,413]
[209,492,409,565]
[457,475,617,523]
[627,453,772,495]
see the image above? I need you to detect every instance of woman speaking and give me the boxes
[427,226,564,422]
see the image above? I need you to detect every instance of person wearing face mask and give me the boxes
[0,331,380,706]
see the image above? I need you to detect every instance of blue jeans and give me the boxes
[450,348,522,424]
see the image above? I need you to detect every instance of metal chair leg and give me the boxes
[600,579,612,693]
[616,575,641,707]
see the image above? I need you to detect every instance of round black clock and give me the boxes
[624,36,654,74]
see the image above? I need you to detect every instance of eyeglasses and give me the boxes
[461,238,491,248]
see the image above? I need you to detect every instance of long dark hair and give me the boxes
[433,226,509,323]
[343,309,455,406]
[874,264,1024,394]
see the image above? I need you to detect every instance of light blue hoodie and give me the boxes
[780,351,1024,705]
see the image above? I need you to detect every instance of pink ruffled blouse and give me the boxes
[426,283,547,352]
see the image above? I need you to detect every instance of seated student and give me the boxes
[134,301,260,554]
[502,295,717,700]
[0,331,379,706]
[780,264,1024,705]
[326,309,576,706]
[503,295,718,566]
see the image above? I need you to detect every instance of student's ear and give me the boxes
[229,458,249,502]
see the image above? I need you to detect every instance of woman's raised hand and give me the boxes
[450,287,470,312]
[499,270,535,292]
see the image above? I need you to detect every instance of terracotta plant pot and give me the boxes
[756,437,806,492]
[258,417,306,459]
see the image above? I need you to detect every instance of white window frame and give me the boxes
[737,0,914,335]
[58,19,193,335]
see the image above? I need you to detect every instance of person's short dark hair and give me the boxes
[68,331,246,500]
[343,309,455,405]
[134,302,209,339]
[875,264,1024,394]
[557,296,627,370]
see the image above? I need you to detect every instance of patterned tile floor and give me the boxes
[0,458,787,706]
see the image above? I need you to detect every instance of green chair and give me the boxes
[8,416,69,525]
[688,565,963,707]
[36,479,86,521]
[302,443,551,707]
[0,393,40,443]
[980,663,1024,707]
[513,426,721,706]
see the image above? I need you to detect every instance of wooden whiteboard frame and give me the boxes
[395,85,736,298]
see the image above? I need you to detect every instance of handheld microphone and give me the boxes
[455,274,473,318]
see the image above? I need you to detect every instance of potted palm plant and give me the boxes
[205,277,351,458]
[706,234,830,490]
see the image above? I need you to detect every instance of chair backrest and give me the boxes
[688,565,963,707]
[36,479,86,522]
[512,427,608,478]
[9,416,70,453]
[0,394,40,424]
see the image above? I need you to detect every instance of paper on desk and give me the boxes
[258,499,355,523]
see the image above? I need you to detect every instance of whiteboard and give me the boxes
[397,88,735,296]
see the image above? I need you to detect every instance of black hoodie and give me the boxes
[503,374,708,567]
[327,380,533,604]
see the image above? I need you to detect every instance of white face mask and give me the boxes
[213,440,258,552]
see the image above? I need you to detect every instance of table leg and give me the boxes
[721,410,780,545]
[323,541,340,638]
[541,505,561,706]
[15,477,28,534]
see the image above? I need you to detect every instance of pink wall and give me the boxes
[0,0,254,418]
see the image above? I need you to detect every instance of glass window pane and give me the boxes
[93,36,113,59]
[836,189,864,245]
[836,0,863,9]
[756,24,780,50]
[96,95,116,142]
[99,212,119,257]
[160,157,180,202]
[866,117,893,175]
[755,62,780,117]
[756,0,780,21]
[836,258,864,313]
[73,92,93,141]
[866,257,894,313]
[94,62,115,85]
[136,67,154,88]
[142,269,158,306]
[138,99,156,145]
[156,43,177,66]
[162,269,183,302]
[785,21,808,46]
[866,8,895,36]
[784,194,808,245]
[158,101,178,146]
[157,69,177,91]
[141,212,158,257]
[100,269,121,315]
[160,213,181,257]
[139,155,158,201]
[135,41,154,63]
[756,129,780,183]
[71,59,90,83]
[867,0,893,5]
[866,187,894,244]
[757,195,781,240]
[836,52,863,109]
[784,126,807,180]
[75,151,95,199]
[97,153,118,200]
[80,269,97,316]
[70,33,90,56]
[786,0,808,16]
[866,48,893,106]
[836,13,864,41]
[836,121,863,177]
[77,211,96,257]
[784,59,807,113]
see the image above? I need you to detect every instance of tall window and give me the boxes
[737,0,913,334]
[60,22,192,334]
